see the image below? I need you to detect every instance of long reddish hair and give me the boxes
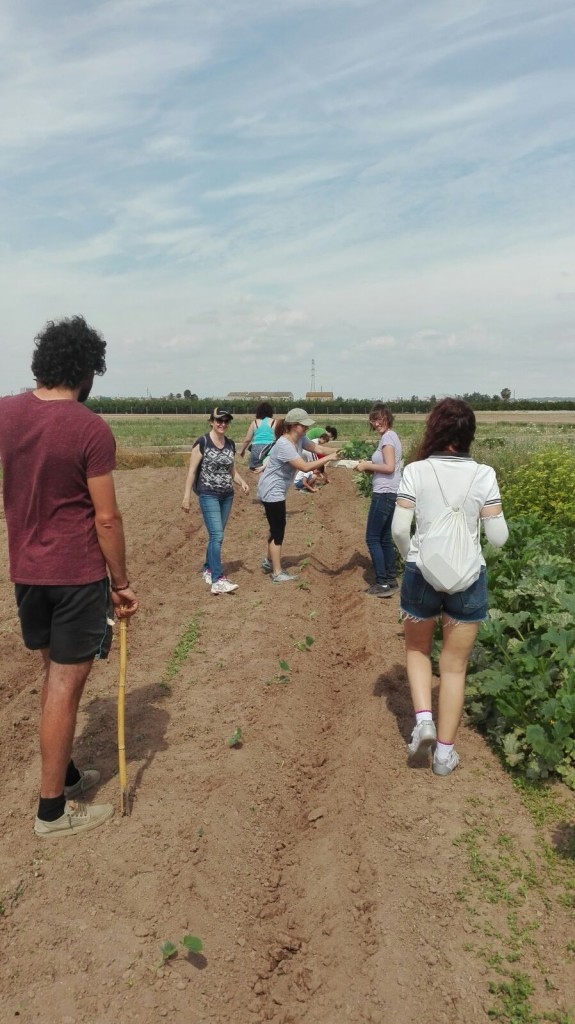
[413,398,476,461]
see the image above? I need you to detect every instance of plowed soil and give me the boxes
[1,468,573,1024]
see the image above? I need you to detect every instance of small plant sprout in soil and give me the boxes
[294,635,314,653]
[265,660,291,686]
[159,935,203,966]
[226,727,242,748]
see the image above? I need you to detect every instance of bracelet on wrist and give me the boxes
[111,581,130,593]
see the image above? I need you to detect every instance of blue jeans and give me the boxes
[198,493,234,581]
[365,492,397,585]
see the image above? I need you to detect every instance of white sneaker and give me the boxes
[407,720,437,756]
[211,577,239,595]
[432,749,460,776]
[261,558,272,574]
[34,801,114,838]
[201,569,212,585]
[271,571,299,583]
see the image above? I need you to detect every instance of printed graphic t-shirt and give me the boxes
[0,392,116,585]
[193,434,236,497]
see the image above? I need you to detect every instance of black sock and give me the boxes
[65,759,81,787]
[37,794,66,822]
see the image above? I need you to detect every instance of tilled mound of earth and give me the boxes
[0,467,573,1023]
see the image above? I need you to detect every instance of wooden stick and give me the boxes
[118,617,130,816]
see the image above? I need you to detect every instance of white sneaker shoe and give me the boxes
[407,720,437,756]
[211,577,238,595]
[34,800,114,838]
[201,569,212,585]
[261,558,272,574]
[432,749,460,776]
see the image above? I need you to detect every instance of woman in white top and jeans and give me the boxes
[392,399,508,776]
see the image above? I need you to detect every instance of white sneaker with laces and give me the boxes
[34,800,114,838]
[261,558,272,574]
[201,569,212,585]
[432,749,460,776]
[211,577,239,594]
[407,720,437,756]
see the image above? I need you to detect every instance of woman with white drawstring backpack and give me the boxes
[391,399,509,777]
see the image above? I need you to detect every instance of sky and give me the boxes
[1,0,575,399]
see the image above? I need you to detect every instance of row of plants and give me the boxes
[343,430,575,789]
[466,446,575,788]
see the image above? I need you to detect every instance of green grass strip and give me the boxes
[163,614,202,682]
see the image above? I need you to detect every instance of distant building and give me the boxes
[305,391,334,403]
[226,391,294,402]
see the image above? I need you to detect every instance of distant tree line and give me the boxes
[86,393,575,416]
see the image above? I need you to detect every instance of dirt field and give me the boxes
[1,468,573,1023]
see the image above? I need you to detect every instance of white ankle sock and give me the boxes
[415,711,433,725]
[435,740,454,762]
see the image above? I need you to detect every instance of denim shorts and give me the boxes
[400,563,488,624]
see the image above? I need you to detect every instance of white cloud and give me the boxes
[360,335,397,351]
[1,0,574,398]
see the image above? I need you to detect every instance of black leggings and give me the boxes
[263,500,287,545]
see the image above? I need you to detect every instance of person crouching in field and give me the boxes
[294,465,323,493]
[391,398,508,777]
[306,424,338,446]
[0,316,139,838]
[257,409,338,582]
[182,407,250,595]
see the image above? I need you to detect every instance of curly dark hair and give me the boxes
[324,424,338,440]
[31,316,107,389]
[255,401,274,419]
[413,398,476,460]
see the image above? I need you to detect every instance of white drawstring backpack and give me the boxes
[416,462,482,594]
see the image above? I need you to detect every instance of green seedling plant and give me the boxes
[159,935,204,966]
[297,581,310,591]
[227,727,242,748]
[294,635,314,653]
[163,615,202,683]
[265,660,291,686]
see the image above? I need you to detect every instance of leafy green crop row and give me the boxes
[466,516,575,788]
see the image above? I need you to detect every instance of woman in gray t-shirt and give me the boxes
[356,404,402,598]
[257,409,338,583]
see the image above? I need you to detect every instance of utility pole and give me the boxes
[310,358,316,392]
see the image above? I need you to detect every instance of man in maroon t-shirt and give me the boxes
[0,316,139,838]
